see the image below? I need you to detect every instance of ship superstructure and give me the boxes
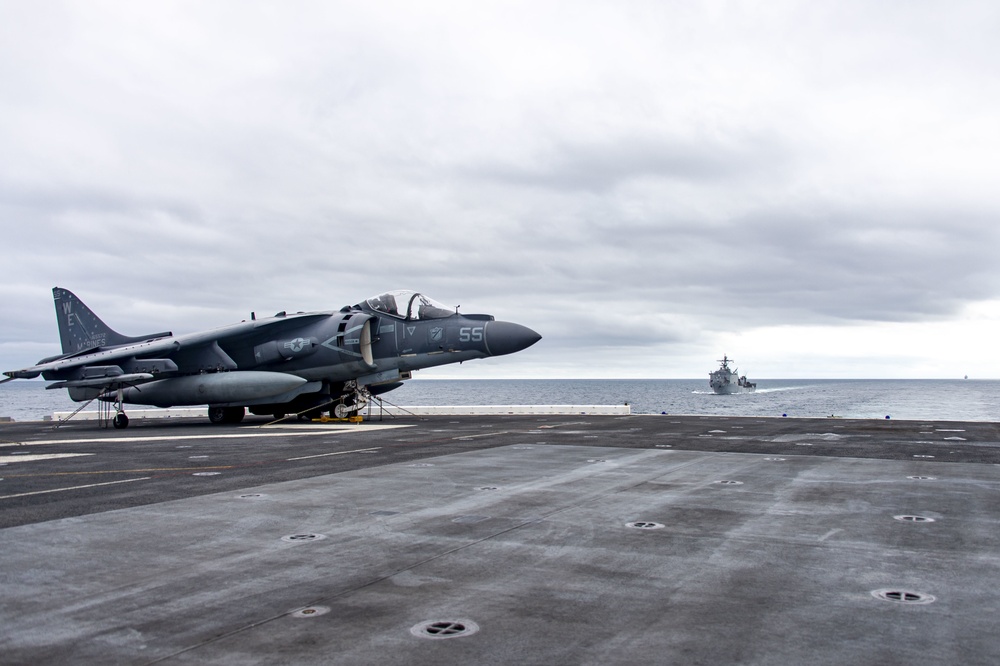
[709,355,756,394]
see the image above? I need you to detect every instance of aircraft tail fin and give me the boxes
[52,287,172,354]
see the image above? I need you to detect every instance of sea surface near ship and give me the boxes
[2,378,997,422]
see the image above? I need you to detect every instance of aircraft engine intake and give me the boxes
[337,313,375,367]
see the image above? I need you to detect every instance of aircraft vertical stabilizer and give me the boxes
[52,288,172,353]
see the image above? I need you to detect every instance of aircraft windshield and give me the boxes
[365,290,455,320]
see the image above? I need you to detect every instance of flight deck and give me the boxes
[2,414,999,664]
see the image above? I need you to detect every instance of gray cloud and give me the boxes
[1,1,999,378]
[467,131,788,193]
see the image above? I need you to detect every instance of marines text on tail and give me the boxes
[2,288,541,427]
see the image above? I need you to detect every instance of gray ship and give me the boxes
[709,354,756,394]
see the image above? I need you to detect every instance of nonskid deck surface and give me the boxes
[2,415,999,665]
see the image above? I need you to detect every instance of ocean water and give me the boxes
[1,378,997,423]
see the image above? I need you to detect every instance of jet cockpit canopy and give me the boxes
[364,290,455,320]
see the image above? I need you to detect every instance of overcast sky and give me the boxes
[2,1,999,380]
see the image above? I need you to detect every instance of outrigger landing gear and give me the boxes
[110,386,129,429]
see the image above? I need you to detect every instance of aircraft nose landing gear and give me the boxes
[112,412,129,429]
[333,384,370,419]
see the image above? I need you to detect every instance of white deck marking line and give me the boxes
[2,425,410,447]
[287,447,381,461]
[0,476,151,500]
[453,431,514,440]
[0,453,95,464]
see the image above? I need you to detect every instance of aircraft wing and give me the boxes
[3,312,333,380]
[4,337,184,379]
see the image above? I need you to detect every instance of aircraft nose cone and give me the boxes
[485,321,541,356]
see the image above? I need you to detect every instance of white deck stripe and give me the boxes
[1,424,409,448]
[0,453,95,463]
[0,476,150,500]
[286,447,381,461]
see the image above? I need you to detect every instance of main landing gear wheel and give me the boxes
[112,413,129,429]
[208,406,246,424]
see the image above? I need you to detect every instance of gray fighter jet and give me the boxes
[2,288,541,428]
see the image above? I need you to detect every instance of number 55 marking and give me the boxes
[459,327,484,342]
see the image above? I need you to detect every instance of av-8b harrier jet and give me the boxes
[2,288,541,428]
